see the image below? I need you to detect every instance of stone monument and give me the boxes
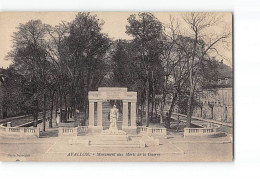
[89,100,143,148]
[101,104,124,134]
[88,87,137,134]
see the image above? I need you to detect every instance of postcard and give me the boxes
[0,12,233,161]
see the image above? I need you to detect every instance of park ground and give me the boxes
[0,128,233,162]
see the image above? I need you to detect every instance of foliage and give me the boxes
[3,12,230,129]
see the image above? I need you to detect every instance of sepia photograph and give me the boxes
[0,11,233,162]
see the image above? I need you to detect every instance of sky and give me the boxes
[0,12,232,68]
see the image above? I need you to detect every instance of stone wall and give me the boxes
[193,104,232,123]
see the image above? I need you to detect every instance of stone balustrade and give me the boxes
[58,127,78,137]
[0,125,6,133]
[77,126,88,133]
[0,124,40,138]
[172,112,232,127]
[137,126,148,134]
[184,127,218,138]
[58,126,89,137]
[137,126,167,136]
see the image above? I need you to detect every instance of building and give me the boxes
[193,60,233,123]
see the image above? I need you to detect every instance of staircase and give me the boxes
[39,128,58,138]
[89,132,142,148]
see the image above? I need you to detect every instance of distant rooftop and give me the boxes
[203,59,233,89]
[217,60,232,78]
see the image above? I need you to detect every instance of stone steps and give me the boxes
[39,129,58,138]
[89,139,141,148]
[89,130,142,148]
[89,143,141,148]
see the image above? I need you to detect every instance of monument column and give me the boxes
[97,100,103,128]
[88,100,94,127]
[122,100,128,128]
[130,101,136,127]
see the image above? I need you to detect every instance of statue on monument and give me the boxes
[109,104,119,130]
[101,103,126,135]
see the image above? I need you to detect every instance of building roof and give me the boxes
[203,60,233,89]
[217,61,232,78]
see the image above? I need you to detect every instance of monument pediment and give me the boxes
[89,87,137,101]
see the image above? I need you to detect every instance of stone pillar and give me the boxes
[88,100,94,127]
[97,101,103,127]
[7,122,12,127]
[122,100,128,128]
[130,102,136,127]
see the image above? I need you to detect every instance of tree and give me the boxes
[159,33,190,128]
[66,12,111,125]
[111,40,147,124]
[8,20,50,128]
[2,67,26,117]
[182,12,231,127]
[126,12,164,127]
[46,13,111,125]
[46,22,70,125]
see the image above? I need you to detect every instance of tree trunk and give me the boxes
[186,94,192,128]
[49,91,55,128]
[186,56,194,128]
[151,71,155,121]
[211,107,214,119]
[35,109,38,127]
[167,93,177,129]
[145,79,149,127]
[55,93,58,120]
[83,91,89,126]
[140,103,143,125]
[160,102,164,124]
[155,101,158,120]
[43,93,47,131]
[33,112,37,127]
[33,98,39,127]
[59,90,63,123]
[151,98,154,122]
[177,98,180,132]
[64,94,67,122]
[160,92,167,124]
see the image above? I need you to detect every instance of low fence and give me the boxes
[18,119,49,132]
[184,127,218,138]
[172,113,232,127]
[77,126,88,134]
[137,126,167,136]
[58,126,88,137]
[0,124,40,138]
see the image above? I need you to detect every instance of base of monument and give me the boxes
[122,126,137,135]
[89,129,143,148]
[87,126,103,133]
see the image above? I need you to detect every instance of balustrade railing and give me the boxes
[137,126,167,136]
[77,126,88,133]
[184,127,218,137]
[0,124,40,138]
[58,127,77,137]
